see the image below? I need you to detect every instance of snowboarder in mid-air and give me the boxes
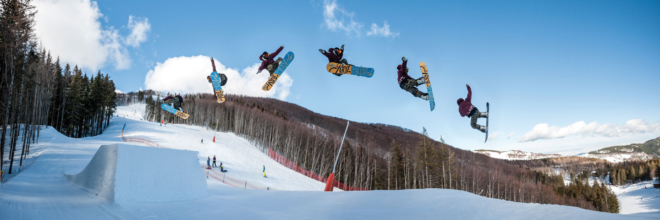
[397,57,428,100]
[319,44,349,77]
[163,94,184,111]
[257,45,284,76]
[457,84,488,133]
[207,58,227,86]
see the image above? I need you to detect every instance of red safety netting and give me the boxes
[268,148,368,191]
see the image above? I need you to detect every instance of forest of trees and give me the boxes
[134,92,620,213]
[608,159,660,186]
[0,0,117,175]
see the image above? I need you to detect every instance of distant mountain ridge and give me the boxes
[588,136,660,158]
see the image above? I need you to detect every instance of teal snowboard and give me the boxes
[262,52,294,91]
[420,62,436,111]
[485,102,490,143]
[161,103,189,119]
[210,71,225,103]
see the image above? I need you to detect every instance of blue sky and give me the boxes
[34,0,660,154]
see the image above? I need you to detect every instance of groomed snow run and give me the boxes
[0,103,657,219]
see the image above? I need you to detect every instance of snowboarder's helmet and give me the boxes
[397,64,402,70]
[207,76,212,82]
[263,52,269,57]
[457,98,464,105]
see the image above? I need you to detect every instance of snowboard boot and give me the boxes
[416,77,425,85]
[478,125,487,133]
[421,93,430,101]
[480,112,488,118]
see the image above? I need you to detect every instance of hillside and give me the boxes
[0,103,653,219]
[589,137,660,158]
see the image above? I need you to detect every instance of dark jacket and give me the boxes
[458,85,475,117]
[397,60,412,86]
[322,48,342,63]
[164,95,184,106]
[258,46,284,71]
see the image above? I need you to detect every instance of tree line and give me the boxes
[1,0,117,175]
[133,91,619,213]
[608,158,660,186]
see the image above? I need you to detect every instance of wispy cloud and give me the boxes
[488,132,500,140]
[322,0,397,37]
[367,21,399,38]
[507,132,515,139]
[519,119,660,142]
[125,16,151,47]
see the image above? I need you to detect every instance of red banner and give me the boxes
[268,148,368,191]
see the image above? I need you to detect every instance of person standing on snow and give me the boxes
[207,157,211,168]
[212,155,217,168]
[457,84,488,133]
[319,44,349,77]
[257,45,285,76]
[263,165,267,178]
[163,94,184,111]
[397,57,428,100]
[207,58,228,86]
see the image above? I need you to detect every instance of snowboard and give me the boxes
[485,102,490,143]
[419,62,436,111]
[262,52,294,91]
[326,62,374,78]
[161,103,189,119]
[210,71,226,103]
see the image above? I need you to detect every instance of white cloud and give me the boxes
[125,16,150,47]
[367,21,399,38]
[144,55,293,100]
[322,0,397,38]
[323,0,362,36]
[519,119,660,142]
[33,0,149,71]
[507,132,515,139]
[488,132,500,140]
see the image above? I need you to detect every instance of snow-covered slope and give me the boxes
[610,181,660,216]
[0,103,657,219]
[579,152,653,163]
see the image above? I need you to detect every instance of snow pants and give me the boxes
[165,97,182,110]
[400,78,425,98]
[470,108,488,133]
[266,57,284,76]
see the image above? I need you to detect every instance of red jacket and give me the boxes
[397,60,412,85]
[258,46,284,71]
[458,85,475,117]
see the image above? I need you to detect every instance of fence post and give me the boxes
[245,181,247,189]
[223,173,225,183]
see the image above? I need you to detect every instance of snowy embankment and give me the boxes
[0,103,656,219]
[610,182,660,216]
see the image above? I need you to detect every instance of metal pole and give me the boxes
[332,121,350,174]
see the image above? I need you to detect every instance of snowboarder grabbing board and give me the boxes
[262,51,294,91]
[397,57,429,101]
[320,44,374,78]
[162,95,189,119]
[456,84,489,140]
[419,62,436,111]
[207,58,227,103]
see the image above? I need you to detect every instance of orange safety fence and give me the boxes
[268,148,368,191]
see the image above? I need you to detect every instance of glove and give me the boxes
[257,69,262,74]
[402,57,408,62]
[319,49,324,54]
[341,44,344,50]
[281,45,284,48]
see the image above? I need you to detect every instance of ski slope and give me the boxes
[610,181,660,216]
[0,103,656,219]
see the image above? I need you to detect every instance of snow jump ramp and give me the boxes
[66,144,207,205]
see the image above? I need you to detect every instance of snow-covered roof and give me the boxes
[654,177,660,184]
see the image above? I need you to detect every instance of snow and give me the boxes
[474,150,561,160]
[66,144,207,204]
[610,181,660,216]
[0,103,657,219]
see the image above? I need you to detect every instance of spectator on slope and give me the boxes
[397,57,428,101]
[220,162,226,172]
[457,84,488,133]
[207,157,211,169]
[263,165,267,178]
[319,44,349,77]
[163,94,184,111]
[212,156,217,168]
[257,45,285,76]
